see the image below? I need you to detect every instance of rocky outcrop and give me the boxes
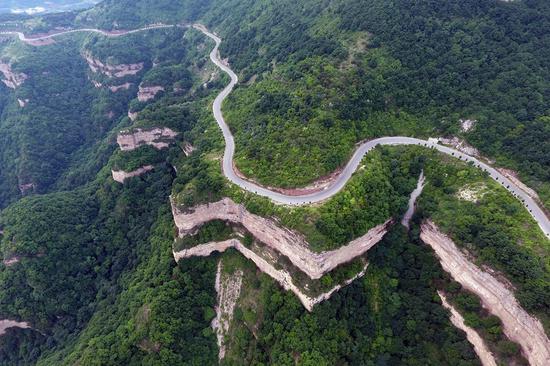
[111,165,154,183]
[183,142,195,156]
[18,182,36,195]
[438,291,497,366]
[83,52,144,78]
[17,98,29,107]
[211,260,243,360]
[109,82,132,92]
[0,62,28,89]
[117,127,178,151]
[137,84,164,102]
[460,119,476,132]
[128,111,138,121]
[421,221,550,366]
[171,198,391,279]
[173,238,370,311]
[457,183,488,203]
[2,256,20,267]
[0,320,31,336]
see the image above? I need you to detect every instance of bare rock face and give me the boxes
[0,320,31,336]
[17,98,29,107]
[173,238,370,311]
[171,197,391,279]
[109,82,132,92]
[0,62,28,89]
[83,52,144,78]
[137,84,164,102]
[111,165,154,183]
[460,119,477,132]
[2,256,20,267]
[18,182,36,195]
[211,260,243,360]
[117,127,178,151]
[183,142,195,156]
[438,291,497,366]
[128,111,138,121]
[421,221,550,366]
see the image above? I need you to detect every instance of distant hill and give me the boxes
[0,0,99,15]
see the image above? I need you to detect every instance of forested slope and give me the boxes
[0,0,547,365]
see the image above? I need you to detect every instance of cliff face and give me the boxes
[421,221,550,366]
[173,238,370,311]
[171,198,391,279]
[111,165,154,183]
[0,320,31,336]
[116,127,178,151]
[0,62,28,89]
[83,52,144,78]
[137,84,164,101]
[438,291,497,366]
[109,82,132,92]
[128,111,138,121]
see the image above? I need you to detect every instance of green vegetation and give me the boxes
[223,227,483,365]
[443,282,528,365]
[0,0,548,364]
[213,0,549,200]
[417,150,550,330]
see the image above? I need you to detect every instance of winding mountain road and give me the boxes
[1,23,548,237]
[194,24,550,238]
[0,24,174,42]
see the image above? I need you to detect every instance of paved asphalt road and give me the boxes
[2,24,548,238]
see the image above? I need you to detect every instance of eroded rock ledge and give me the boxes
[171,198,391,279]
[117,127,178,151]
[111,165,154,183]
[138,84,164,102]
[0,62,28,89]
[173,238,370,311]
[438,291,497,366]
[421,220,550,366]
[0,320,31,336]
[83,52,144,78]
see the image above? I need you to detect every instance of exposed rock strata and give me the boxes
[171,198,391,279]
[109,82,132,92]
[111,165,154,183]
[117,127,178,151]
[173,238,370,311]
[211,260,243,360]
[438,291,497,366]
[83,52,144,78]
[137,84,164,102]
[421,221,550,366]
[0,62,28,89]
[128,111,138,121]
[0,320,31,336]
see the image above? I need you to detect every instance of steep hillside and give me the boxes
[0,0,548,365]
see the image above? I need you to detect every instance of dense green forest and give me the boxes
[0,0,548,365]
